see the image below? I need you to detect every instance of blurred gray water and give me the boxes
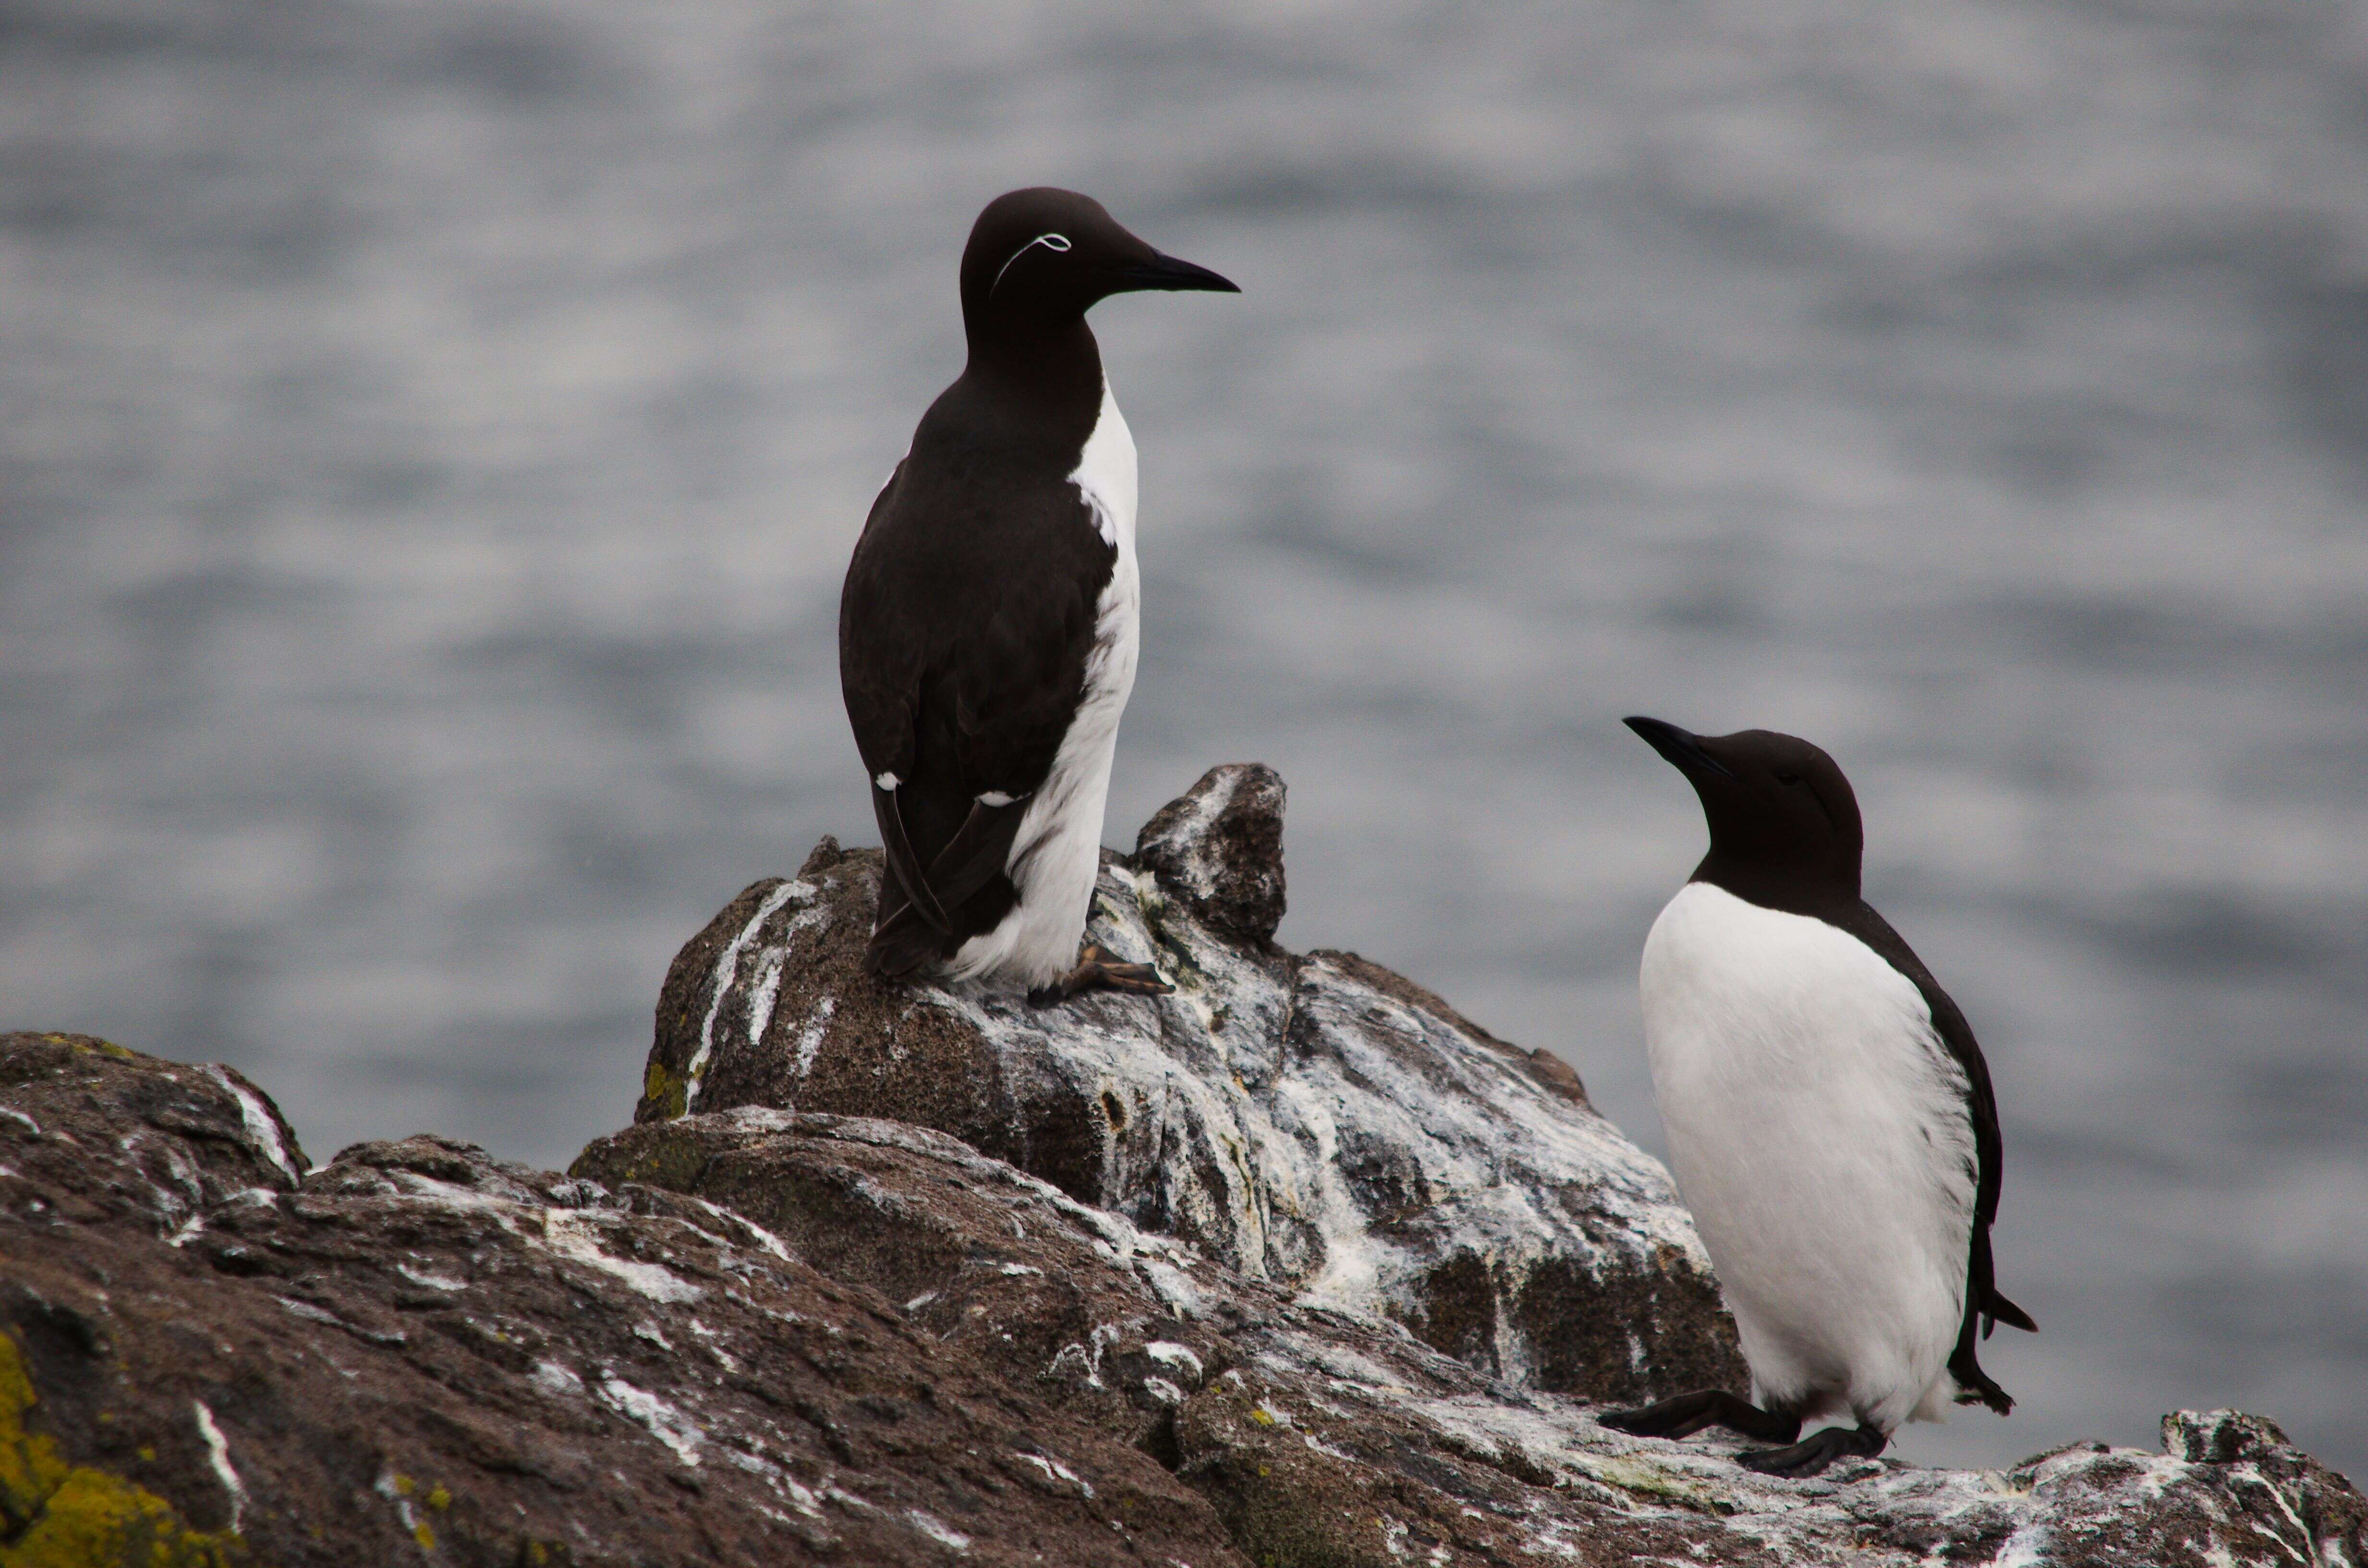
[4,0,2365,1478]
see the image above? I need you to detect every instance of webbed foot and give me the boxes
[1026,944,1172,1006]
[1600,1390,1801,1444]
[1736,1421,1888,1478]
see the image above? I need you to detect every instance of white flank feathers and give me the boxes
[949,377,1140,989]
[1639,882,1977,1433]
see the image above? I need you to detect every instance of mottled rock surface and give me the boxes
[0,1032,1243,1567]
[638,774,1741,1410]
[7,766,2364,1566]
[584,1107,2367,1568]
[1132,763,1288,943]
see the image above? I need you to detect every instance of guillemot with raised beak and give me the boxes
[1602,718,2035,1477]
[839,187,1236,1003]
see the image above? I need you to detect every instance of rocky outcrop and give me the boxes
[0,1032,1241,1567]
[637,762,1743,1410]
[4,765,2362,1566]
[1131,761,1288,945]
[5,1028,2359,1567]
[579,1108,2368,1568]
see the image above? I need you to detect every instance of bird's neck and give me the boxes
[961,315,1106,428]
[1691,851,1859,920]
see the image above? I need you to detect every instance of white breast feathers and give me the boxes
[1639,882,1978,1432]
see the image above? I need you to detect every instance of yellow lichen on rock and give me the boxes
[0,1333,245,1568]
[640,1060,687,1121]
[0,1330,69,1535]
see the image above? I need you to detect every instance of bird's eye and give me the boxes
[989,233,1076,297]
[1772,771,1802,786]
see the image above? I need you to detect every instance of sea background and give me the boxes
[4,0,2365,1478]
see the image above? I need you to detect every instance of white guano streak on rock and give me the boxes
[542,1212,702,1303]
[791,996,838,1081]
[1012,1451,1095,1497]
[1150,771,1232,901]
[906,1509,972,1551]
[743,951,788,1058]
[373,1468,424,1542]
[684,1193,798,1263]
[205,1064,300,1181]
[530,1359,585,1400]
[386,1173,525,1232]
[601,1373,704,1466]
[1298,954,1702,1260]
[193,1400,245,1532]
[1016,862,1703,1342]
[688,879,813,1112]
[1990,1520,2052,1568]
[1143,1340,1203,1379]
[1262,1324,1917,1533]
[1271,1074,1383,1312]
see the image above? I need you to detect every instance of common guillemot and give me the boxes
[1601,718,2036,1478]
[838,188,1236,1004]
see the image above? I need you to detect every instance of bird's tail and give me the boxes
[864,896,949,980]
[1985,1289,2038,1336]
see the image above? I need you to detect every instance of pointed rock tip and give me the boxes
[1132,763,1287,943]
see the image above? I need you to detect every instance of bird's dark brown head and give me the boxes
[1625,717,1865,906]
[958,187,1236,338]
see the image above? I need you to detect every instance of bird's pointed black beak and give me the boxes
[1624,716,1734,779]
[1107,250,1240,294]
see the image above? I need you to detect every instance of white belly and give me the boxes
[1639,882,1976,1431]
[948,380,1139,989]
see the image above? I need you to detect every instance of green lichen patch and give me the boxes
[0,1332,247,1567]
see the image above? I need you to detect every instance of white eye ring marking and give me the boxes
[989,232,1073,297]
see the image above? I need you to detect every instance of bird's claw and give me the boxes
[1027,945,1173,1006]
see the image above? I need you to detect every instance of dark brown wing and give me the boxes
[838,446,1116,972]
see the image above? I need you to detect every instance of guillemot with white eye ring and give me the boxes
[1601,718,2036,1478]
[839,187,1237,1004]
